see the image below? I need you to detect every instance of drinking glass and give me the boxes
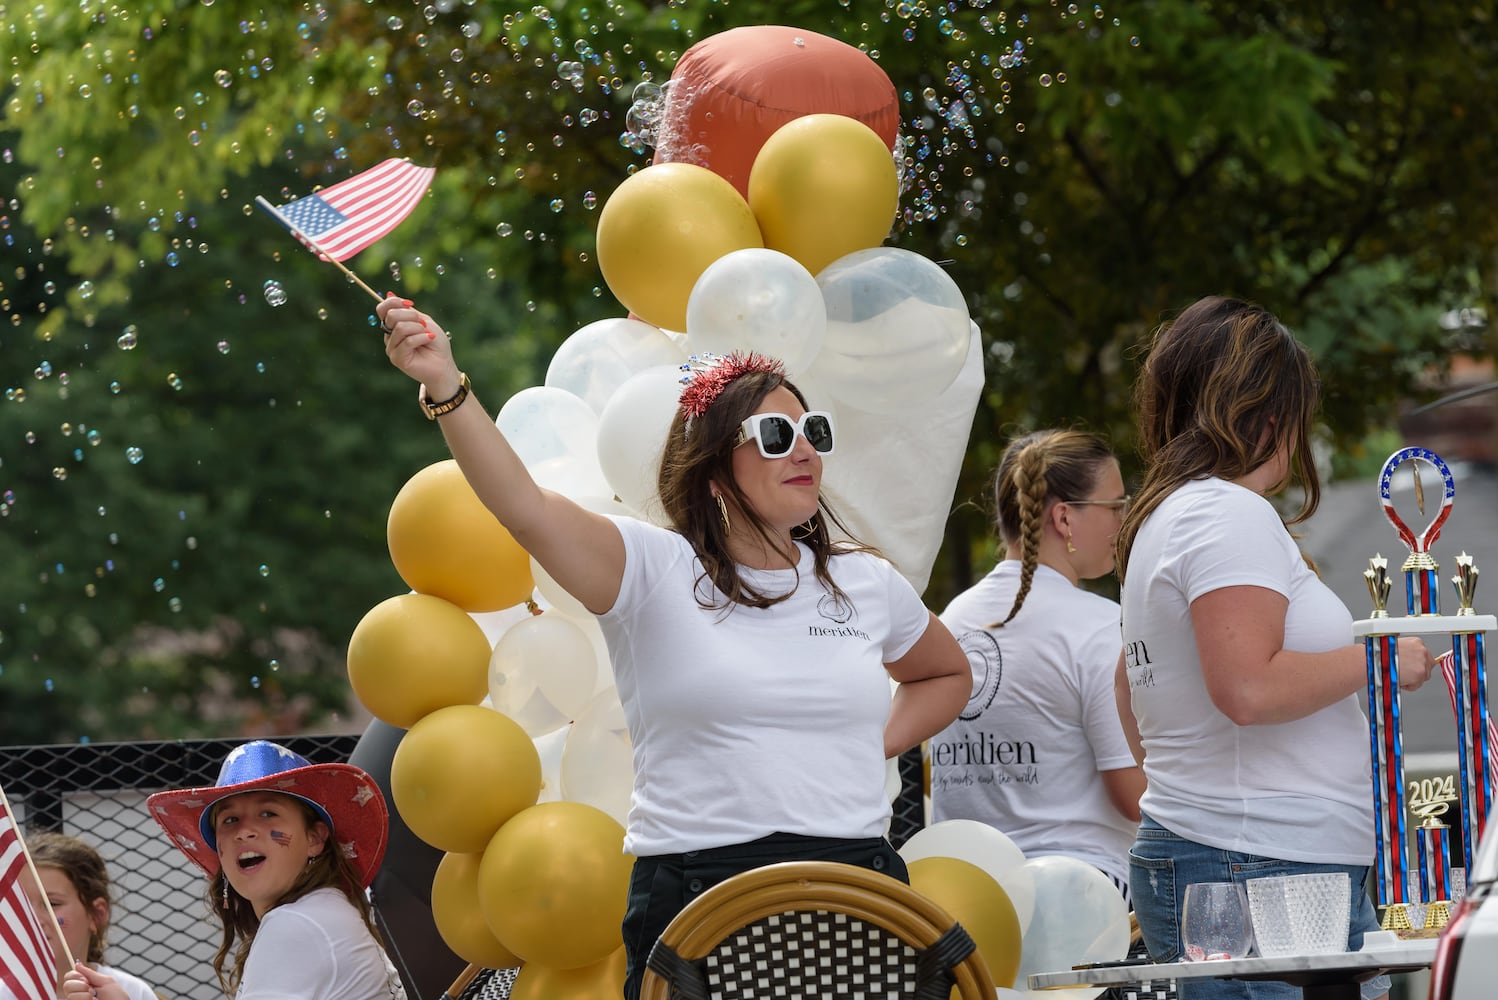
[1181,881,1254,961]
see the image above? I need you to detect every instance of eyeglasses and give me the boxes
[1065,495,1130,512]
[735,411,836,458]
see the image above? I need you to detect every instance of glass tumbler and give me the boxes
[1181,881,1254,961]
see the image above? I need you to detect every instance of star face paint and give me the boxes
[212,792,330,918]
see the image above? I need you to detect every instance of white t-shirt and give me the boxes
[98,965,158,1000]
[1121,477,1372,864]
[930,562,1137,884]
[600,516,932,856]
[237,888,405,1000]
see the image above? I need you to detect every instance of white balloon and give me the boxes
[486,614,598,737]
[884,755,902,804]
[495,386,611,497]
[530,556,589,618]
[546,316,686,415]
[595,363,683,522]
[810,247,971,407]
[529,494,641,619]
[533,725,569,803]
[468,602,533,647]
[560,687,634,826]
[1014,855,1131,1000]
[818,327,984,592]
[899,819,1035,932]
[685,248,827,372]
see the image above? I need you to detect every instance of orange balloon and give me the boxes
[387,459,533,612]
[346,593,491,728]
[508,947,626,1000]
[478,802,633,969]
[657,25,899,198]
[431,851,524,969]
[595,162,763,332]
[908,856,1023,988]
[748,113,900,276]
[391,704,542,853]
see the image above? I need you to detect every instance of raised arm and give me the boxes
[883,613,971,757]
[378,296,625,614]
[1192,585,1436,726]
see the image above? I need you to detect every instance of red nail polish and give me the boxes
[403,299,413,307]
[426,331,436,341]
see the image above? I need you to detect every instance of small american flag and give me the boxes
[1438,649,1498,773]
[0,813,56,1000]
[267,158,435,262]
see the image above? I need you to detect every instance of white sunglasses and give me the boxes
[735,411,836,458]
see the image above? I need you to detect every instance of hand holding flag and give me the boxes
[0,795,66,1000]
[257,158,435,302]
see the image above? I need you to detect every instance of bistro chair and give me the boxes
[640,860,997,1000]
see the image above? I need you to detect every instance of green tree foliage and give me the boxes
[1,0,1494,741]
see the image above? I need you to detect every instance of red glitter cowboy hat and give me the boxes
[146,740,389,888]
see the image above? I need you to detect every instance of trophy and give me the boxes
[1355,447,1497,932]
[1410,775,1459,929]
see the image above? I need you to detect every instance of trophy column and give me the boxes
[1450,553,1491,872]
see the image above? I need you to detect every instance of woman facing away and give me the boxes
[16,832,162,1000]
[1115,295,1436,1000]
[64,740,404,1000]
[374,295,971,999]
[930,429,1144,899]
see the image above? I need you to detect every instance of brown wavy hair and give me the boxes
[207,795,377,996]
[989,428,1117,626]
[657,370,870,611]
[27,832,112,964]
[1116,296,1321,582]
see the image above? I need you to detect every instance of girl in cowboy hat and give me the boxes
[376,297,970,999]
[62,740,403,1000]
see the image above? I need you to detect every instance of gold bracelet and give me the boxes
[420,371,470,420]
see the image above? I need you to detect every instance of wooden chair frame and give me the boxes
[640,860,998,1000]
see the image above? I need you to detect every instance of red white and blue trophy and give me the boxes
[1355,447,1495,932]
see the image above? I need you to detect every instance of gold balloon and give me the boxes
[908,856,1023,988]
[391,704,542,853]
[431,851,524,969]
[508,947,626,1000]
[596,162,764,331]
[387,459,534,612]
[479,802,633,970]
[747,113,900,276]
[346,593,491,728]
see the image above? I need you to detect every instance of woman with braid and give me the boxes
[929,429,1143,898]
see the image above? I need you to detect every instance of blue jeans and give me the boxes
[1128,814,1389,1000]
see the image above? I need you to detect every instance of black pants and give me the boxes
[621,831,909,1000]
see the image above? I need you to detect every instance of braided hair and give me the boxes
[989,429,1116,626]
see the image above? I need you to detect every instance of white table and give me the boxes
[1027,940,1436,1000]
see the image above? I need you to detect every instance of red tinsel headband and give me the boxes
[677,351,786,422]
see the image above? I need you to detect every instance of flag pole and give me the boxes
[0,783,77,971]
[254,196,384,304]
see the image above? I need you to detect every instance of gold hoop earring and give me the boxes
[1066,533,1077,554]
[715,493,731,533]
[791,515,818,541]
